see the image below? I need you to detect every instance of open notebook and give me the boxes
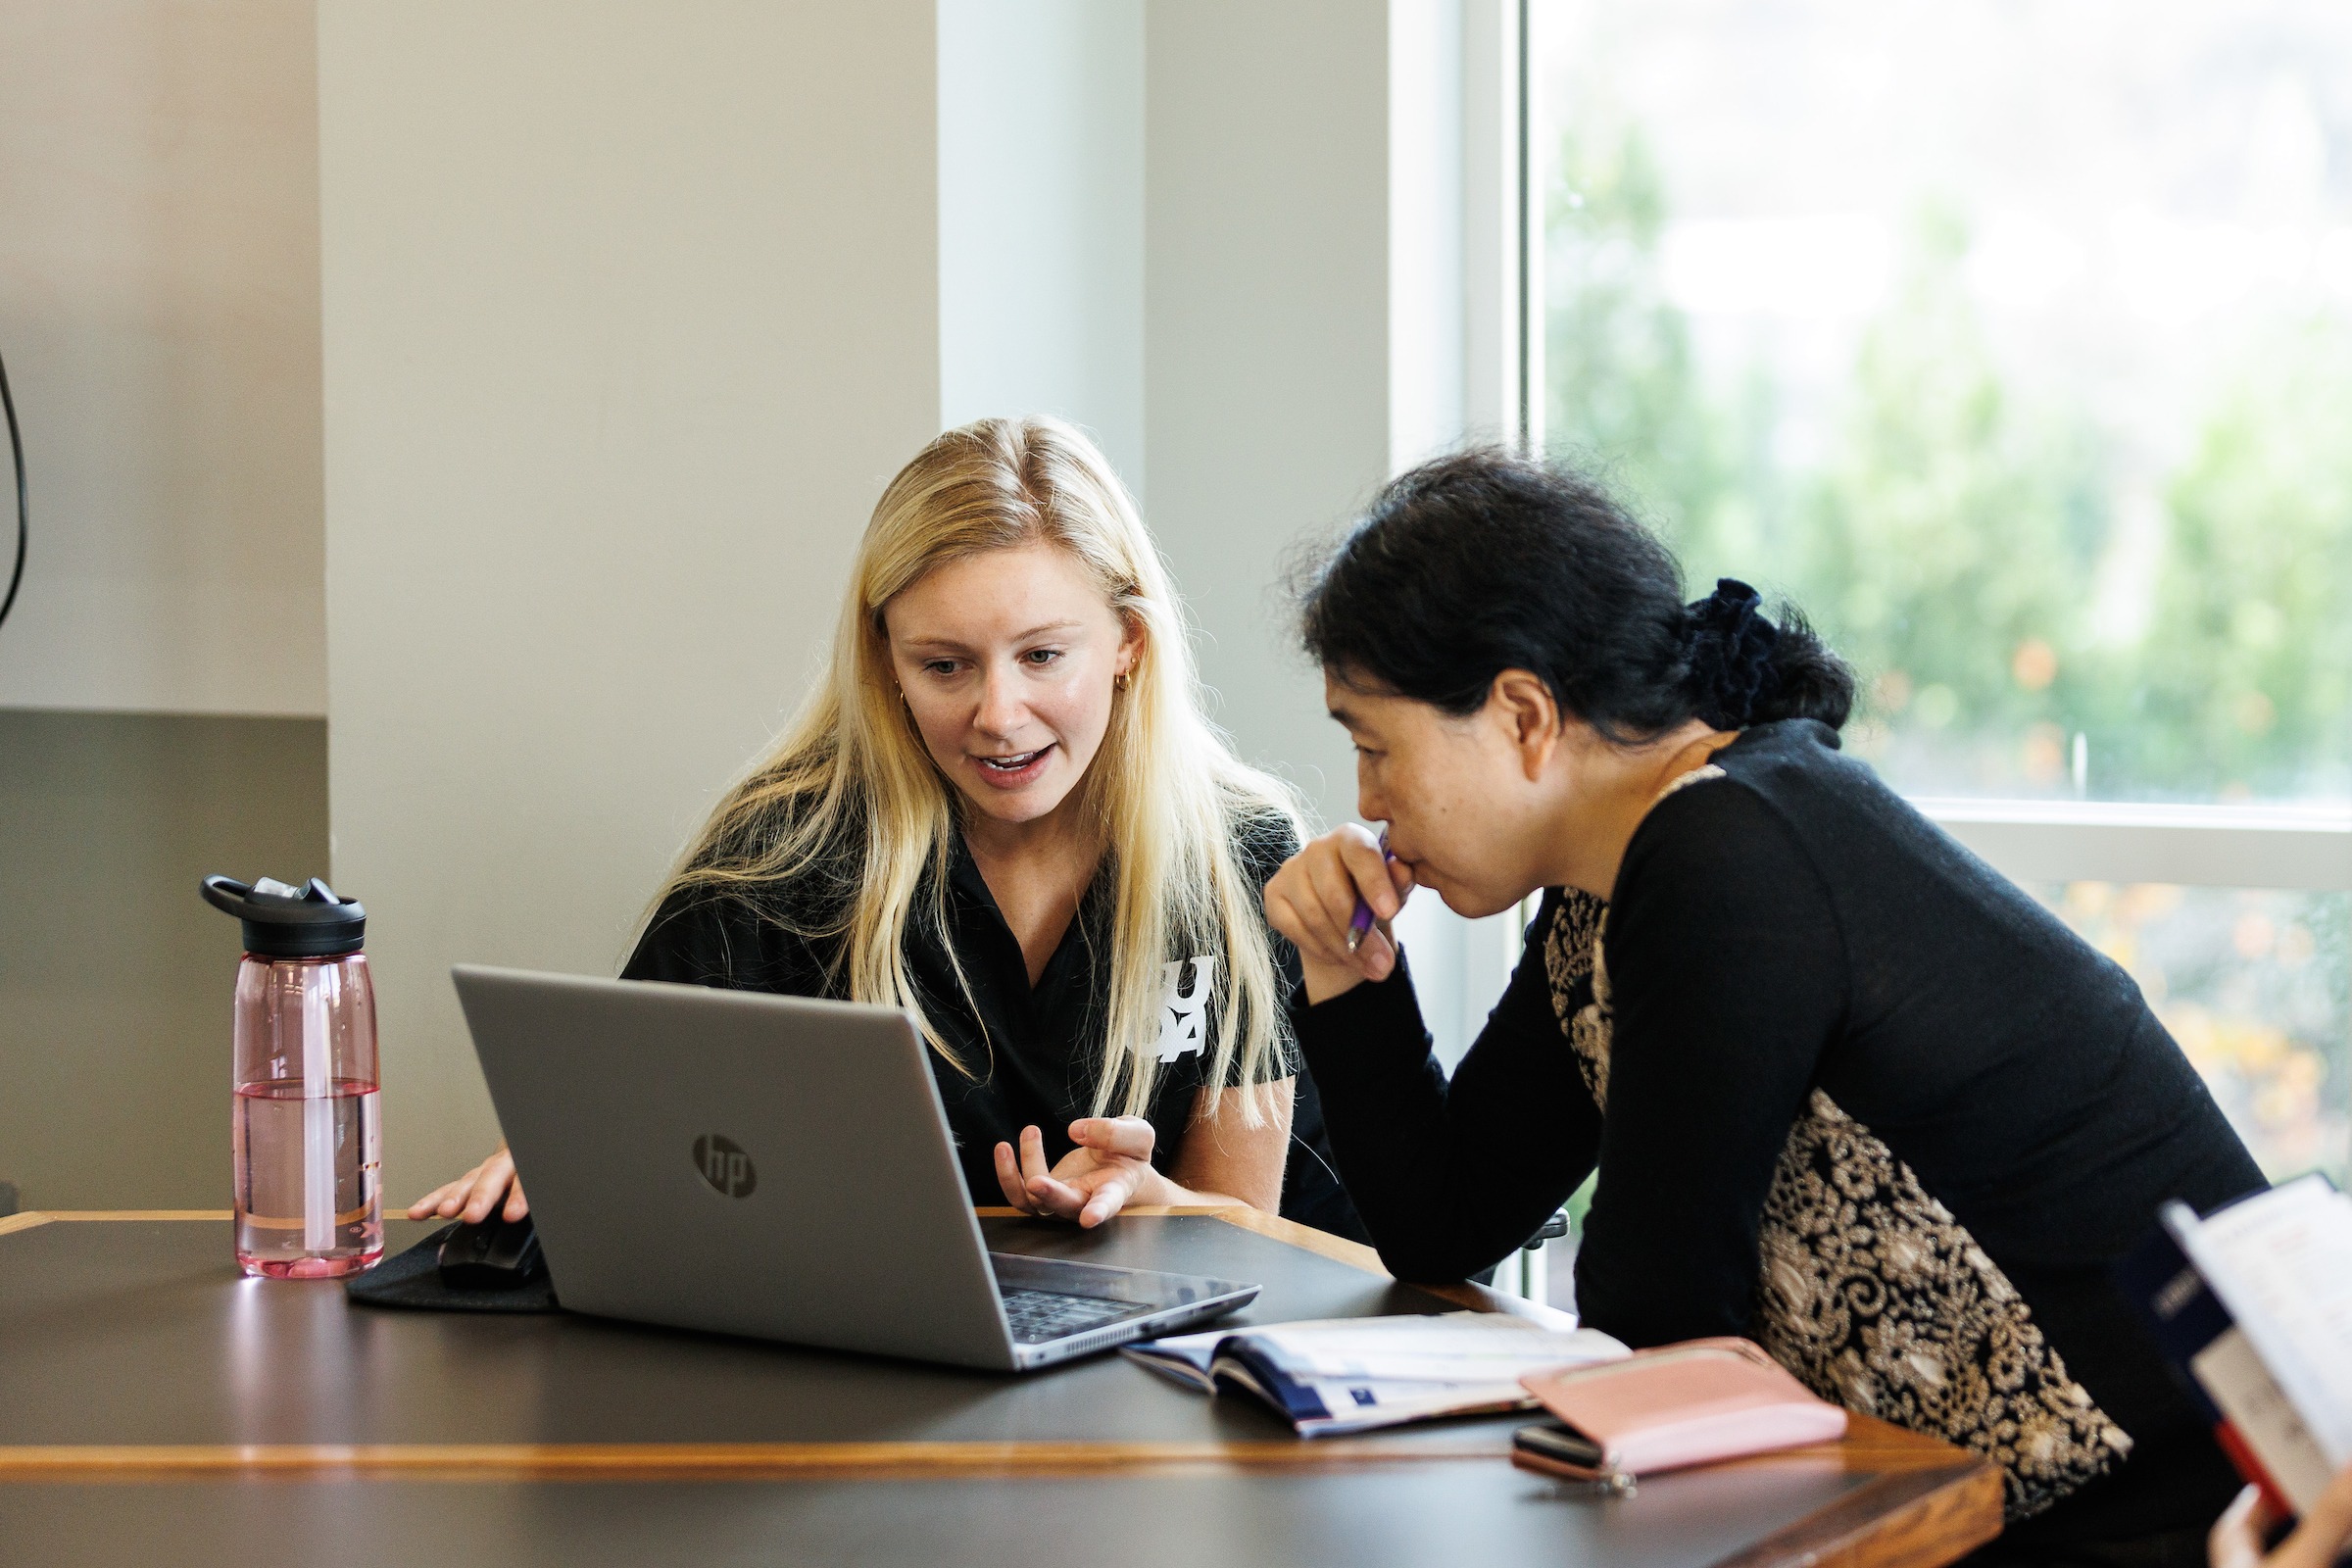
[2118,1174,2352,1516]
[1123,1313,1630,1437]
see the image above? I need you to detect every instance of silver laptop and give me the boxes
[451,965,1259,1370]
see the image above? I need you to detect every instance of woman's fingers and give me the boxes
[1336,825,1403,922]
[2210,1466,2352,1568]
[1024,1174,1089,1218]
[1012,1126,1087,1217]
[1077,1166,1141,1228]
[1028,1162,1141,1228]
[1017,1125,1054,1188]
[1261,883,1325,960]
[407,1177,464,1220]
[1005,1122,1158,1223]
[1303,848,1374,952]
[992,1142,1036,1211]
[458,1149,517,1225]
[501,1169,530,1223]
[2275,1465,2352,1568]
[1266,865,1355,968]
[1068,1116,1155,1161]
[409,1147,515,1222]
[1268,827,1417,1004]
[1268,824,1413,965]
[2210,1487,2266,1568]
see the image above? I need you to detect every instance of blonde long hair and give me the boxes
[649,416,1304,1123]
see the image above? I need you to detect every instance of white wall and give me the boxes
[0,0,324,716]
[938,0,1147,493]
[319,0,942,1198]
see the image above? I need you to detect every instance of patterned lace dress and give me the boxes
[1545,768,2133,1520]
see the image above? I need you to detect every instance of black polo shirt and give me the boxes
[620,819,1366,1241]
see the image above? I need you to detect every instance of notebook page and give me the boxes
[1245,1314,1628,1381]
[2182,1177,2352,1470]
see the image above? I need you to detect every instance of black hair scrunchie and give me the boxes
[1683,578,1781,729]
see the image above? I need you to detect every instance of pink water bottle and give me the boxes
[201,875,383,1278]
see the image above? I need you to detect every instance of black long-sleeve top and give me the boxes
[1298,719,2264,1545]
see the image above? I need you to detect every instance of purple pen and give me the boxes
[1345,828,1396,955]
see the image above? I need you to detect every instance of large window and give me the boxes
[2039,882,2348,1177]
[1527,0,2352,1192]
[1533,0,2352,807]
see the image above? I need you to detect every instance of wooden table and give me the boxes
[0,1208,2002,1566]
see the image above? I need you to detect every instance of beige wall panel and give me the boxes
[319,1,941,1199]
[0,0,324,715]
[0,711,329,1207]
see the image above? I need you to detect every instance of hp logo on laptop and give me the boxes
[692,1133,758,1199]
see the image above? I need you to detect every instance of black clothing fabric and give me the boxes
[624,818,1365,1242]
[1298,718,2261,1545]
[1960,1515,2220,1568]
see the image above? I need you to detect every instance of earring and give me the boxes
[1114,671,1131,693]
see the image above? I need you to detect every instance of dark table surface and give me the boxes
[0,1211,1498,1449]
[0,1468,1881,1568]
[0,1212,2002,1567]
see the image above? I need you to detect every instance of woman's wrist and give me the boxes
[1301,956,1371,1005]
[1153,1179,1248,1209]
[1148,1159,1250,1209]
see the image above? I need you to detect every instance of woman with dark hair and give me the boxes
[1266,448,2265,1563]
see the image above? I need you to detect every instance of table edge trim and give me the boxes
[1706,1460,2006,1568]
[0,1440,1509,1481]
[2,1211,231,1233]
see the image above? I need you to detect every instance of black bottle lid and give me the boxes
[200,875,367,958]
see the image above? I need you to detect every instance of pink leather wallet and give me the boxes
[1512,1337,1847,1486]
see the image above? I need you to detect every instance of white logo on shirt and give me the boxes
[1151,956,1218,1063]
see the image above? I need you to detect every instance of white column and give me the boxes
[1390,0,1468,473]
[938,0,1147,491]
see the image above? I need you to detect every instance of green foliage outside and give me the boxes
[2138,325,2352,796]
[1544,120,2352,803]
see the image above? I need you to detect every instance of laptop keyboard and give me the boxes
[1000,1287,1139,1345]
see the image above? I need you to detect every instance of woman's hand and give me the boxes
[408,1144,528,1224]
[993,1117,1176,1228]
[2210,1468,2352,1568]
[1264,822,1417,1004]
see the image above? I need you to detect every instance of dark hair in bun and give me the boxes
[1297,448,1854,739]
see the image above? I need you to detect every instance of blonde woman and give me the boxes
[413,417,1360,1238]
